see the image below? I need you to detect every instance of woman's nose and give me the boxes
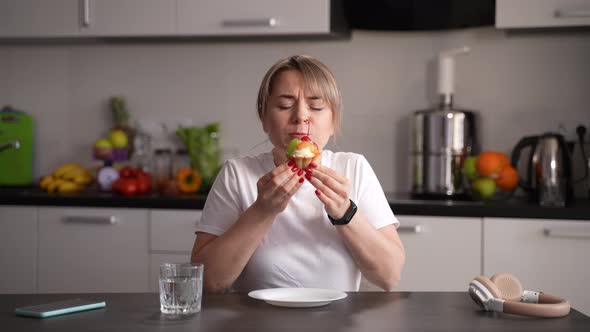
[292,102,310,124]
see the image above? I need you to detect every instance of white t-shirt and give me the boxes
[196,150,399,292]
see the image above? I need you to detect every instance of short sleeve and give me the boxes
[354,155,399,229]
[195,160,242,236]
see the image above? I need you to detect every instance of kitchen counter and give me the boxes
[1,292,588,332]
[1,187,589,220]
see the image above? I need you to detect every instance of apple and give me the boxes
[471,177,496,200]
[109,129,128,148]
[463,156,479,182]
[94,138,112,149]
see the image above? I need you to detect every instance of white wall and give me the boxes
[1,28,589,193]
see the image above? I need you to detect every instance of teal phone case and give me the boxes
[15,300,106,318]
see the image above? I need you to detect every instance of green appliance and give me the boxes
[0,106,34,186]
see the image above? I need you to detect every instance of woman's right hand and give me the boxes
[254,161,305,215]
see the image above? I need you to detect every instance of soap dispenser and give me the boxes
[410,46,481,199]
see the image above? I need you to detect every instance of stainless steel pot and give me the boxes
[411,106,479,198]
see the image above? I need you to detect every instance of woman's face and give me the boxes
[262,70,335,155]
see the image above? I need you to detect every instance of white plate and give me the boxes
[248,288,348,308]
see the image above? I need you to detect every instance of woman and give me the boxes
[191,55,405,293]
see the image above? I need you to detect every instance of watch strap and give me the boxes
[328,199,358,225]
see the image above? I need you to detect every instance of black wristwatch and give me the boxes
[328,199,358,226]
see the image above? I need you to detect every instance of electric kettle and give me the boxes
[511,132,573,206]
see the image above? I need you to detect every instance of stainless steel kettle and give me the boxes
[511,132,573,206]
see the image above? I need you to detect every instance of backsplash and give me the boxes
[1,28,588,193]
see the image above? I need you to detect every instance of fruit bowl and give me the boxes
[462,151,519,201]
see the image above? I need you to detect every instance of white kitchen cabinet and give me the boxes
[484,217,590,315]
[361,216,482,292]
[37,207,149,293]
[177,0,332,36]
[0,0,79,37]
[0,206,37,294]
[79,0,176,37]
[148,209,201,292]
[496,0,590,28]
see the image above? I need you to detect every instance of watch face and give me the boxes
[97,167,119,191]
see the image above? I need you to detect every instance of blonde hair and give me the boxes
[256,55,342,130]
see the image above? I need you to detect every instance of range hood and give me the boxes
[341,0,495,31]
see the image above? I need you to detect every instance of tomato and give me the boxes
[120,179,138,196]
[120,166,135,178]
[136,177,152,195]
[136,169,151,180]
[112,178,125,193]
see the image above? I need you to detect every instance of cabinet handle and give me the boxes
[554,9,590,18]
[543,227,590,239]
[63,216,118,225]
[398,225,424,234]
[82,0,91,27]
[222,18,278,28]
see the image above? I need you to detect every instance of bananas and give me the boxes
[40,163,94,193]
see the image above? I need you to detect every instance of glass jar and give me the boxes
[173,149,191,176]
[153,148,172,190]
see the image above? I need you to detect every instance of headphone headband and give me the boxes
[468,274,570,318]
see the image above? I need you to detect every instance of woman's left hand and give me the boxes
[305,163,352,219]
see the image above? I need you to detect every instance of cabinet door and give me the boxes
[38,207,149,293]
[361,216,482,291]
[496,0,590,28]
[0,206,37,293]
[177,0,330,36]
[79,0,175,36]
[0,0,79,37]
[148,209,201,292]
[484,218,590,315]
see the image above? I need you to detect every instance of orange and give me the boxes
[495,166,519,191]
[476,151,509,178]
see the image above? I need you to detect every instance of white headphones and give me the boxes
[468,273,570,318]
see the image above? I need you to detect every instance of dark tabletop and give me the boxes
[1,292,588,332]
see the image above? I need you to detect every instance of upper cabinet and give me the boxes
[0,0,348,39]
[0,0,79,37]
[79,0,175,37]
[177,0,334,36]
[496,0,590,28]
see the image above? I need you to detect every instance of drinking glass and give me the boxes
[159,263,204,314]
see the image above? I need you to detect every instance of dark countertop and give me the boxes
[1,292,588,332]
[1,187,589,220]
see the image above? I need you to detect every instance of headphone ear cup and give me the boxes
[474,276,502,299]
[491,273,523,302]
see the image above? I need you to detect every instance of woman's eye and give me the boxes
[309,105,324,111]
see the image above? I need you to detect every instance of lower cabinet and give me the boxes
[148,210,201,292]
[484,217,590,316]
[361,215,482,292]
[37,207,149,293]
[0,206,38,294]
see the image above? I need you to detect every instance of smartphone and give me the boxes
[15,298,106,318]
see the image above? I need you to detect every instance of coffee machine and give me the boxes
[411,47,480,198]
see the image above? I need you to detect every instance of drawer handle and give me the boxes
[554,9,590,18]
[398,225,424,234]
[63,216,118,225]
[222,18,278,28]
[82,0,91,27]
[543,227,590,239]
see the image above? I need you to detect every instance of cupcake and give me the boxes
[286,136,321,169]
